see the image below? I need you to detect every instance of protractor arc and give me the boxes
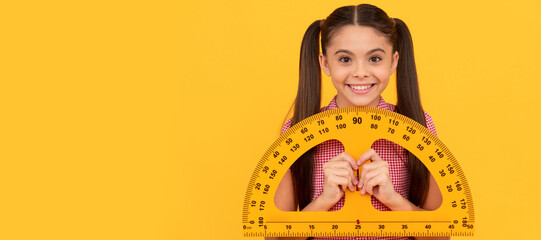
[243,107,474,237]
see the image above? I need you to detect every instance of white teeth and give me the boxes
[350,84,373,90]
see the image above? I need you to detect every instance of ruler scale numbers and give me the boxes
[243,107,474,237]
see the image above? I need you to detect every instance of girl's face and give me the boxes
[319,25,399,108]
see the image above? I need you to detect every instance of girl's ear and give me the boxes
[391,51,399,73]
[319,53,331,76]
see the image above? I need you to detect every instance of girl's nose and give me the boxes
[352,62,369,79]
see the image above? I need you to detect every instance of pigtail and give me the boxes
[293,20,323,123]
[393,18,430,207]
[290,19,323,210]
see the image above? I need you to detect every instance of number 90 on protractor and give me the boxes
[242,107,474,238]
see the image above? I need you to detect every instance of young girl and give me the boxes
[271,4,447,240]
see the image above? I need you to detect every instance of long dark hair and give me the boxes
[289,4,430,210]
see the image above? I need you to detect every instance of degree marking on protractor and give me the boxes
[243,107,474,237]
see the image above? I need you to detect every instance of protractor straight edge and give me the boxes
[243,107,474,237]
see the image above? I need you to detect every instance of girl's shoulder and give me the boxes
[423,111,438,136]
[281,119,293,135]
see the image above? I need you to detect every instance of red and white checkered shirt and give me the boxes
[281,96,438,240]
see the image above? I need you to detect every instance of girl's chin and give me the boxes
[337,95,379,108]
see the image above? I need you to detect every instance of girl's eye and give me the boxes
[339,56,351,63]
[369,56,382,62]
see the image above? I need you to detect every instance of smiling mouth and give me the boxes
[348,84,375,90]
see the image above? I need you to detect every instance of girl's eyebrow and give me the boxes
[366,48,385,55]
[334,48,386,56]
[334,49,354,55]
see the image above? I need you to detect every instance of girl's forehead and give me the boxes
[327,25,393,53]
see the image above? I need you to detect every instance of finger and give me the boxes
[330,152,358,170]
[357,148,383,165]
[332,162,358,187]
[325,160,359,186]
[362,170,384,195]
[360,171,379,195]
[363,174,386,195]
[329,175,350,192]
[326,168,356,191]
[325,167,350,178]
[357,162,379,188]
[359,166,372,192]
[330,161,359,186]
[362,167,382,185]
[326,160,354,171]
[358,157,389,188]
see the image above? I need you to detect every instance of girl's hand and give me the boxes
[356,148,399,206]
[319,152,359,205]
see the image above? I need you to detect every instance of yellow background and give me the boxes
[1,0,540,239]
